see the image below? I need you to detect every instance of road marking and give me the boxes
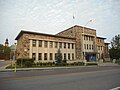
[2,68,120,81]
[109,87,120,90]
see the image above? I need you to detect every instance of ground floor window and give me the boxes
[32,53,36,60]
[44,53,47,60]
[50,53,53,60]
[68,53,70,60]
[38,53,42,60]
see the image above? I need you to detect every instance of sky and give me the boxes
[0,0,120,45]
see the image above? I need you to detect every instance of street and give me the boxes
[0,66,120,90]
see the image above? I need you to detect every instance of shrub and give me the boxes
[86,62,98,66]
[17,58,34,67]
[116,60,120,65]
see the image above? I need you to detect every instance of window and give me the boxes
[32,40,36,47]
[59,42,62,48]
[55,42,58,48]
[64,43,66,48]
[38,53,42,60]
[89,44,91,50]
[68,43,70,49]
[55,53,57,60]
[84,36,86,40]
[50,53,53,60]
[92,45,94,50]
[32,53,36,60]
[49,41,53,48]
[44,41,48,48]
[72,43,74,49]
[39,40,42,47]
[84,44,86,49]
[87,44,88,50]
[72,53,74,60]
[44,53,47,60]
[86,36,88,40]
[101,46,102,50]
[68,53,70,60]
[64,53,66,60]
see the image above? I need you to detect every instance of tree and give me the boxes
[109,34,120,60]
[0,44,11,60]
[55,49,62,65]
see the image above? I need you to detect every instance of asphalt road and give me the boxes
[0,66,120,90]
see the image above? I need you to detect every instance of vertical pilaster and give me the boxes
[29,40,32,58]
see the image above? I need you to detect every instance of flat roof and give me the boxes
[15,30,75,40]
[96,36,106,39]
[57,25,96,35]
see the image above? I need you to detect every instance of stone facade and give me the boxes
[56,25,109,62]
[15,31,76,63]
[15,25,110,62]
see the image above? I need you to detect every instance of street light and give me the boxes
[14,43,17,72]
[82,19,94,64]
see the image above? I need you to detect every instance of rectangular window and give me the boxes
[38,53,42,60]
[92,45,94,50]
[32,53,36,60]
[84,44,86,49]
[68,53,70,60]
[32,40,36,47]
[87,44,88,50]
[59,42,62,48]
[49,41,53,48]
[72,53,74,60]
[55,42,58,48]
[101,46,102,50]
[89,44,91,50]
[55,53,57,60]
[68,43,70,49]
[86,36,88,40]
[44,53,47,60]
[50,53,53,60]
[44,41,48,48]
[72,43,74,49]
[39,40,42,47]
[64,43,66,48]
[64,53,66,60]
[84,36,86,40]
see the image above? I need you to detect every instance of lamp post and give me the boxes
[82,19,94,64]
[14,43,17,72]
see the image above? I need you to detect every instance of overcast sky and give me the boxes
[0,0,120,45]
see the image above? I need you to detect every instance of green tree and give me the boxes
[0,44,11,60]
[109,34,120,60]
[56,49,62,65]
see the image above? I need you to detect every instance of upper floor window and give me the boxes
[64,43,66,48]
[68,43,70,49]
[72,43,74,49]
[32,40,36,47]
[59,42,62,48]
[55,42,58,48]
[44,41,48,48]
[39,40,42,47]
[49,41,53,48]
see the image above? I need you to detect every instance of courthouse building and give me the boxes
[15,25,110,63]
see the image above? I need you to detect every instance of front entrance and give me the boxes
[85,52,96,62]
